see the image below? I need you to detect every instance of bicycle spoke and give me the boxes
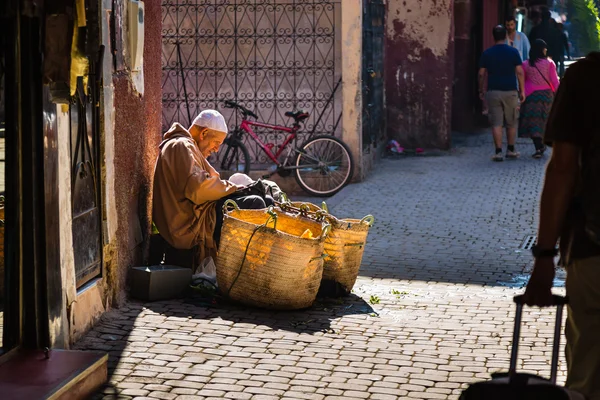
[322,140,334,163]
[325,166,345,182]
[296,149,321,164]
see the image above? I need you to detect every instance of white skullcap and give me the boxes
[191,110,228,134]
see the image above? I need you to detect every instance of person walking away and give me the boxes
[529,8,562,64]
[556,22,571,78]
[518,39,559,159]
[152,110,272,270]
[505,15,531,62]
[526,10,541,37]
[523,52,600,400]
[478,25,526,161]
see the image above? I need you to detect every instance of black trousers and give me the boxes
[148,234,197,269]
[150,194,274,269]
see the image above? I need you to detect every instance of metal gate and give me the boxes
[161,0,342,164]
[362,0,385,149]
[70,79,102,289]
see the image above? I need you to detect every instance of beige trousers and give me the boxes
[565,255,600,400]
[485,90,520,128]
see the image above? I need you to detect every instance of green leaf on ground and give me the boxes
[391,289,411,299]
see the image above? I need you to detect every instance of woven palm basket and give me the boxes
[322,215,374,294]
[276,199,374,295]
[216,201,329,310]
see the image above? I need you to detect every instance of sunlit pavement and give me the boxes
[77,132,567,400]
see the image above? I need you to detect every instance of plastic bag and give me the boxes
[229,173,254,187]
[192,256,218,288]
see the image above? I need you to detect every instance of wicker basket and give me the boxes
[322,215,374,294]
[276,199,328,221]
[276,199,374,295]
[216,200,330,310]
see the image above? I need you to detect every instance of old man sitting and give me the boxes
[152,110,271,269]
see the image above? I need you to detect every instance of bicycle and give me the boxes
[214,100,354,197]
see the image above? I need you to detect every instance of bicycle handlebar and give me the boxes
[223,100,259,119]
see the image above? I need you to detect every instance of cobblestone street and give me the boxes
[76,132,568,400]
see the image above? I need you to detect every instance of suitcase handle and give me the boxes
[509,294,568,385]
[513,294,569,306]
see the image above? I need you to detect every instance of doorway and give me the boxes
[362,0,386,150]
[0,0,62,353]
[0,4,16,353]
[0,23,5,351]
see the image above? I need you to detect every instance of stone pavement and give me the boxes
[75,133,568,400]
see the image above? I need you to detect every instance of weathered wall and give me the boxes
[482,0,501,51]
[66,0,162,345]
[110,0,162,305]
[385,0,454,149]
[452,0,478,132]
[341,0,364,180]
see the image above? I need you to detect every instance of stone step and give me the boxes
[0,348,107,399]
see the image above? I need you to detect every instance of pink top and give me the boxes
[523,58,560,97]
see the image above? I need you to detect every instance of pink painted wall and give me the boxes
[483,0,501,51]
[385,0,455,150]
[111,0,162,304]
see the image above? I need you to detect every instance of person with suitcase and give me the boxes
[524,52,600,400]
[460,295,584,399]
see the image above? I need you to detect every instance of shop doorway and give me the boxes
[0,29,5,351]
[0,0,61,354]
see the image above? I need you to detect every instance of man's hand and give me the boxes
[479,91,486,101]
[523,257,556,306]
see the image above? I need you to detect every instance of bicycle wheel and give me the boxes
[294,135,354,197]
[217,136,251,175]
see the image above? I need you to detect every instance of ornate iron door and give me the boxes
[161,0,342,164]
[70,77,102,289]
[362,0,385,149]
[70,0,104,289]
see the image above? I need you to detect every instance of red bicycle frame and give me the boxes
[239,119,300,165]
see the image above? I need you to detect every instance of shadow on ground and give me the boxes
[145,290,376,335]
[80,289,376,398]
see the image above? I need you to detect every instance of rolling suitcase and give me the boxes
[459,295,585,400]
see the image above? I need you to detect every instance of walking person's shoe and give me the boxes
[506,150,520,159]
[492,153,504,162]
[532,145,547,159]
